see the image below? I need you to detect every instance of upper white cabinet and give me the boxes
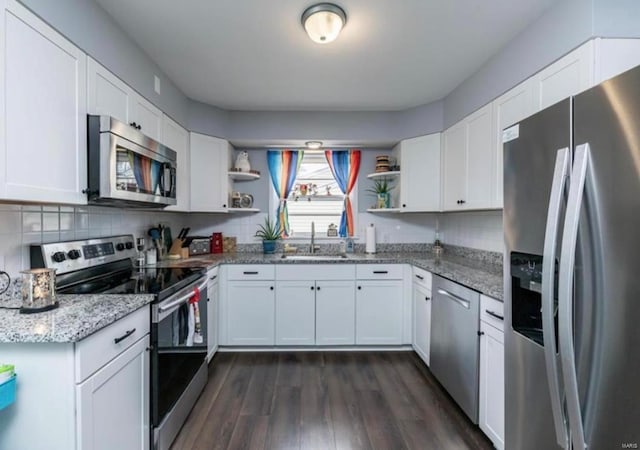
[491,78,536,208]
[594,38,640,84]
[394,133,441,212]
[162,115,190,211]
[87,57,162,142]
[442,103,494,211]
[0,0,87,205]
[533,41,594,111]
[189,132,231,212]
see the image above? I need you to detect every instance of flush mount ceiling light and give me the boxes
[305,141,323,149]
[301,3,347,44]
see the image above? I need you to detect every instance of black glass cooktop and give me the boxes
[58,266,203,300]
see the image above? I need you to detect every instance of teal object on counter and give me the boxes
[0,374,17,410]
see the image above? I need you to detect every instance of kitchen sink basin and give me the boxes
[281,254,348,261]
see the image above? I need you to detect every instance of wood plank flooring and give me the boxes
[170,352,493,450]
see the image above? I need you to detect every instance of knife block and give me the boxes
[169,238,189,259]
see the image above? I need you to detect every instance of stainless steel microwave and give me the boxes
[86,115,177,208]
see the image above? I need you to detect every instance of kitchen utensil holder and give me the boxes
[0,374,17,410]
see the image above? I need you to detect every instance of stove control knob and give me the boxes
[116,243,126,251]
[125,242,134,250]
[67,249,81,260]
[52,251,66,263]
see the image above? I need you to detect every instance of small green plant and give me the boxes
[255,215,282,241]
[366,178,394,195]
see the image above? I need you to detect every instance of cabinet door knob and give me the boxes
[425,296,430,301]
[223,204,227,208]
[310,286,314,290]
[316,286,321,291]
[270,286,274,290]
[478,331,485,336]
[460,200,466,204]
[402,204,407,208]
[137,124,142,130]
[357,286,362,290]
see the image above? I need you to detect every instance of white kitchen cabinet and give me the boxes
[226,280,275,345]
[412,281,432,366]
[533,41,594,111]
[189,132,231,213]
[0,0,87,205]
[491,79,536,208]
[479,295,505,450]
[355,280,403,345]
[76,336,150,450]
[87,57,162,142]
[594,38,640,84]
[315,280,356,345]
[162,115,190,211]
[207,267,219,362]
[442,104,494,211]
[394,133,441,212]
[275,280,316,345]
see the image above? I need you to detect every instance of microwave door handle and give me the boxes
[542,147,571,449]
[559,143,590,450]
[169,166,176,197]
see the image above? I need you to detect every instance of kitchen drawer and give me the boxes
[480,294,504,331]
[75,306,150,383]
[226,264,275,280]
[412,266,432,289]
[356,264,403,280]
[207,266,219,282]
[276,264,355,281]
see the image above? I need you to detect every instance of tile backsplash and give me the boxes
[439,210,504,253]
[0,204,185,276]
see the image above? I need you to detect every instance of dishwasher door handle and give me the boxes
[437,289,470,309]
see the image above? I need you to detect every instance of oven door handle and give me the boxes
[158,279,208,313]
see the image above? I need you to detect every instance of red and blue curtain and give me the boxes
[325,150,361,237]
[267,150,304,237]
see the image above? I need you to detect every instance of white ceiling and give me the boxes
[95,0,557,111]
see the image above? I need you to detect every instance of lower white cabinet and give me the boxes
[479,295,505,450]
[207,267,219,361]
[275,280,316,345]
[76,336,150,450]
[315,280,356,345]
[412,283,432,365]
[355,280,403,345]
[226,280,275,345]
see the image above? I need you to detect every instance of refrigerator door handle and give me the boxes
[542,147,571,449]
[559,143,591,450]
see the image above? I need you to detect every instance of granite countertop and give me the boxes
[153,251,504,301]
[0,294,154,344]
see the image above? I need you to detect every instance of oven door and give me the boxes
[87,115,177,207]
[151,278,207,426]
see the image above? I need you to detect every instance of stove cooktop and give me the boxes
[57,266,204,300]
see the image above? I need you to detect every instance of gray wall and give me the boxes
[593,0,640,38]
[19,0,191,127]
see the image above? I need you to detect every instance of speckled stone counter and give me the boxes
[0,294,154,343]
[152,251,504,301]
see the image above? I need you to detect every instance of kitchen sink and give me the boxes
[281,254,348,261]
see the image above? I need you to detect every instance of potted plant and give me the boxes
[255,215,282,254]
[367,178,394,209]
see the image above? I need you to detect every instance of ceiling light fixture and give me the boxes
[305,141,323,149]
[301,3,347,44]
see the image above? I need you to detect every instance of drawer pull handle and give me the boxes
[373,270,388,274]
[485,310,504,321]
[415,274,424,280]
[243,271,259,275]
[210,275,217,280]
[114,328,136,344]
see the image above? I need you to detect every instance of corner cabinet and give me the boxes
[162,115,190,211]
[189,133,232,212]
[87,57,162,142]
[0,0,87,205]
[394,133,441,212]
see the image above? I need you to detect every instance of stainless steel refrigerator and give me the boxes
[504,65,640,450]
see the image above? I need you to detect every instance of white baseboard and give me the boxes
[217,345,414,352]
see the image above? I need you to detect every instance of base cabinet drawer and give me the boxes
[355,280,403,345]
[226,264,275,280]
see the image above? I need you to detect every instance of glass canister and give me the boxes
[20,268,58,314]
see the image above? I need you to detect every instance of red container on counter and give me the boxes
[211,232,223,253]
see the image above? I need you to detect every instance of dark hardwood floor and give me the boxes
[170,352,493,450]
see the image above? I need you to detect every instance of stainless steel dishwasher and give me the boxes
[430,275,481,423]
